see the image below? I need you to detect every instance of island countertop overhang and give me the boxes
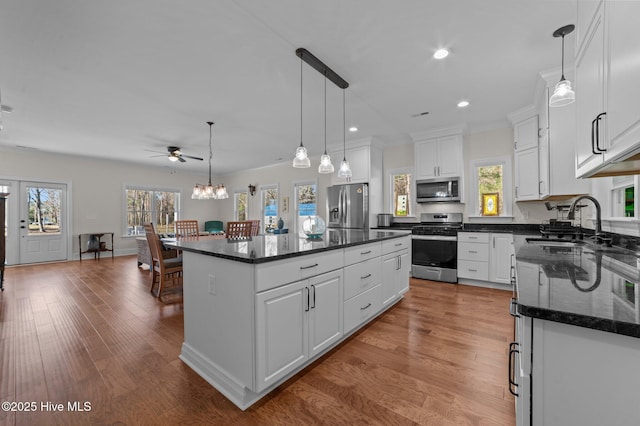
[165,229,411,264]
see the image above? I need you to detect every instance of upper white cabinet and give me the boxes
[575,0,640,177]
[412,127,464,180]
[509,109,540,201]
[514,116,539,152]
[414,134,463,180]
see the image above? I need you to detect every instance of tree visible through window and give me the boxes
[478,165,503,216]
[235,191,248,221]
[126,188,179,235]
[392,173,411,217]
[262,186,278,232]
[295,183,317,233]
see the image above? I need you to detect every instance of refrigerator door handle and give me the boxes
[342,188,348,226]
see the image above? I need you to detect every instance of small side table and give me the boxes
[79,232,114,260]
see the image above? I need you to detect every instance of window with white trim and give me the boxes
[260,184,278,232]
[294,180,317,233]
[469,157,512,217]
[611,176,636,218]
[388,168,415,218]
[234,190,248,221]
[124,186,180,235]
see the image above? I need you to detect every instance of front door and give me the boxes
[19,181,68,263]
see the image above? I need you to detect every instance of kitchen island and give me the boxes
[512,235,640,425]
[167,229,411,410]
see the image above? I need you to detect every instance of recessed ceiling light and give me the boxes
[457,100,470,108]
[433,49,449,59]
[349,127,358,132]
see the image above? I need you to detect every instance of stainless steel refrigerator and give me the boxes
[326,183,369,229]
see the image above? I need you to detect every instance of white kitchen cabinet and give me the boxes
[380,236,411,307]
[414,134,463,180]
[489,233,514,284]
[575,0,640,178]
[458,232,513,286]
[514,147,540,201]
[256,269,343,391]
[514,116,539,152]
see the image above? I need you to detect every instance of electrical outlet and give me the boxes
[208,274,216,295]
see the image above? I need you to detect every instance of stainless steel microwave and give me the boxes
[416,177,460,203]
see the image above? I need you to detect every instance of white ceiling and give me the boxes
[0,0,576,177]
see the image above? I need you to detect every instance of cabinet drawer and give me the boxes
[458,232,490,243]
[457,260,489,281]
[344,242,381,266]
[344,284,382,334]
[344,258,382,301]
[458,242,489,262]
[256,249,344,292]
[382,236,411,255]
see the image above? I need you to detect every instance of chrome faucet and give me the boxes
[567,195,606,245]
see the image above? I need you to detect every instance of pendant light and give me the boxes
[549,24,576,107]
[338,89,352,179]
[318,77,334,173]
[192,122,228,200]
[293,57,311,168]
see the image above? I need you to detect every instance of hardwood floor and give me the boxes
[0,256,515,425]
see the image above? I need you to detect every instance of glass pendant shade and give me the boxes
[293,143,311,168]
[318,153,334,173]
[549,79,575,107]
[216,184,229,199]
[338,159,352,178]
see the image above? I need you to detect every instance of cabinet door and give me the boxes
[514,116,539,152]
[575,4,606,178]
[381,253,399,306]
[308,271,343,357]
[489,233,513,284]
[415,139,438,179]
[605,1,640,162]
[255,280,308,391]
[396,250,410,295]
[514,147,540,201]
[436,135,462,177]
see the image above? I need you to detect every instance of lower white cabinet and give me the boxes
[458,232,513,285]
[382,249,410,306]
[256,269,343,392]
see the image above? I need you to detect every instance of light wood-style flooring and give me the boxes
[0,256,515,425]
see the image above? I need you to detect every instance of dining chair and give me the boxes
[226,221,252,239]
[249,220,260,236]
[144,222,183,303]
[175,220,201,239]
[204,220,224,234]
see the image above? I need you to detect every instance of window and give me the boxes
[125,187,180,235]
[469,157,512,217]
[234,190,248,221]
[388,168,415,218]
[611,176,635,218]
[294,181,317,233]
[260,184,278,232]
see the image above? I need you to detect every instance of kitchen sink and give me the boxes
[525,237,586,247]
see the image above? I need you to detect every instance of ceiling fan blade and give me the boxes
[144,148,169,155]
[181,154,204,161]
[178,156,187,163]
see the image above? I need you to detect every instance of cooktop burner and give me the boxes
[412,213,463,236]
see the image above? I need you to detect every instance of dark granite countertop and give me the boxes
[514,234,640,338]
[165,229,410,264]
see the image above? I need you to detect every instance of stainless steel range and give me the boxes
[411,212,462,283]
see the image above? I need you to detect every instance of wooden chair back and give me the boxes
[175,220,200,239]
[226,221,252,239]
[249,220,260,236]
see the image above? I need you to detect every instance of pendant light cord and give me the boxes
[342,90,346,161]
[208,122,213,185]
[324,75,327,155]
[560,34,566,80]
[300,58,303,147]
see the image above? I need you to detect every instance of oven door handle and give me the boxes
[411,235,458,241]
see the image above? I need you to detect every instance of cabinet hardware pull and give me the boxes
[434,166,437,176]
[469,250,477,254]
[514,141,518,150]
[509,297,520,318]
[300,263,318,270]
[591,117,599,154]
[360,274,372,280]
[394,243,402,247]
[360,250,372,255]
[595,112,607,152]
[469,236,477,239]
[305,287,310,312]
[539,181,543,195]
[493,236,495,249]
[311,285,316,309]
[468,268,477,272]
[515,186,518,197]
[360,303,372,311]
[508,342,520,396]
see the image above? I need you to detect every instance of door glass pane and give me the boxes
[26,186,62,235]
[263,188,278,232]
[296,184,317,234]
[154,191,177,233]
[235,192,248,221]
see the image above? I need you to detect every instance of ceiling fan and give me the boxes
[147,146,204,163]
